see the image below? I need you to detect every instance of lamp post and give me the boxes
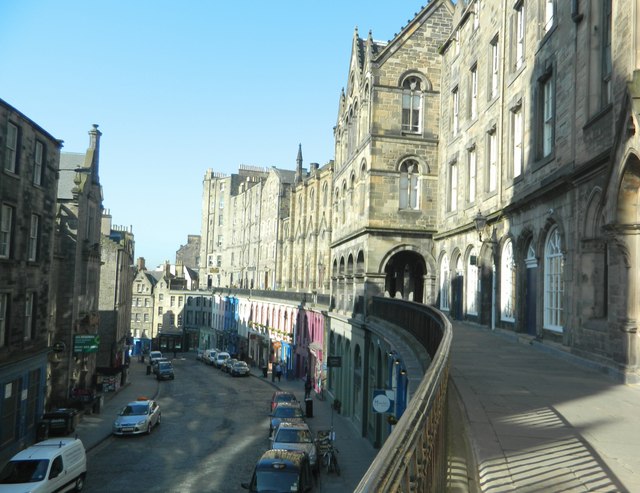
[473,211,488,241]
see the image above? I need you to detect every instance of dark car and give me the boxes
[222,358,238,373]
[270,391,298,413]
[231,360,251,377]
[268,402,305,437]
[156,361,175,380]
[241,449,314,493]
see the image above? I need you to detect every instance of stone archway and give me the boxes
[383,250,426,302]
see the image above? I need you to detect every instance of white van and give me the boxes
[0,437,87,492]
[214,351,230,368]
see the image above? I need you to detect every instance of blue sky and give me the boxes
[0,0,426,269]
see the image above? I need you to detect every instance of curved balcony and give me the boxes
[356,296,452,492]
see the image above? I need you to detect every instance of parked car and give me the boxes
[196,348,205,361]
[222,358,238,373]
[0,437,87,493]
[270,391,298,412]
[205,349,218,366]
[112,398,161,436]
[148,350,163,365]
[214,351,230,368]
[268,402,305,437]
[241,449,314,493]
[270,422,318,472]
[152,357,170,374]
[231,361,251,377]
[156,361,175,380]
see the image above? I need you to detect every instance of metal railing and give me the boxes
[355,297,452,492]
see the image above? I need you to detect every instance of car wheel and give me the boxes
[146,423,152,435]
[75,473,86,491]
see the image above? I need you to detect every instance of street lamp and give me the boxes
[473,211,488,241]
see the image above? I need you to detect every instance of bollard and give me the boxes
[146,364,151,375]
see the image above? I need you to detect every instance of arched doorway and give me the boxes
[384,250,426,302]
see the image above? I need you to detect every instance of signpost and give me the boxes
[327,356,342,368]
[73,335,100,354]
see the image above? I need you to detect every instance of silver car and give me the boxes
[270,422,318,471]
[112,399,161,435]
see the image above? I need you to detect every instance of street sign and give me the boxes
[73,334,100,353]
[327,356,342,368]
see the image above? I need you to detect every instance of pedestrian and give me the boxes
[304,376,312,399]
[276,362,282,382]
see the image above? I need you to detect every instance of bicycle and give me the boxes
[316,430,340,476]
[322,443,340,475]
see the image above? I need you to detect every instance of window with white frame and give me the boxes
[24,292,33,340]
[512,104,523,178]
[500,239,515,321]
[539,70,555,158]
[0,293,7,347]
[544,226,564,331]
[5,122,18,173]
[1,204,13,259]
[448,160,458,212]
[514,2,525,70]
[488,129,498,192]
[399,159,419,210]
[470,64,478,119]
[402,76,422,133]
[27,214,38,262]
[490,36,499,99]
[452,86,459,135]
[601,0,612,107]
[34,141,43,186]
[440,254,450,310]
[466,249,479,315]
[543,0,555,34]
[468,147,477,203]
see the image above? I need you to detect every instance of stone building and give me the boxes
[435,0,640,382]
[0,98,62,462]
[50,125,104,407]
[131,257,157,342]
[98,211,134,371]
[176,234,200,270]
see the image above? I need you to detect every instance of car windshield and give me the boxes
[0,459,49,484]
[274,407,303,418]
[276,395,294,404]
[275,429,312,443]
[255,471,299,492]
[121,404,148,416]
[150,352,162,358]
[234,362,248,368]
[159,363,172,370]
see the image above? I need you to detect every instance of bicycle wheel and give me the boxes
[332,453,340,476]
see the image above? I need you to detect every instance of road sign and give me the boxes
[73,334,100,353]
[327,356,342,368]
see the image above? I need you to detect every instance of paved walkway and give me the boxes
[450,321,640,493]
[72,355,377,492]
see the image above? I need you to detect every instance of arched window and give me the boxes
[466,248,479,315]
[402,76,422,132]
[501,239,515,321]
[322,182,328,207]
[359,160,366,215]
[440,254,450,310]
[399,159,419,210]
[544,226,564,331]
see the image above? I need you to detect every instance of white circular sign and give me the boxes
[372,393,391,413]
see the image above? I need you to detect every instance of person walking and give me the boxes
[275,362,282,382]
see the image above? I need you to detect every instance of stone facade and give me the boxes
[0,98,62,462]
[98,212,134,369]
[131,257,157,340]
[50,125,104,406]
[435,0,640,382]
[176,234,201,270]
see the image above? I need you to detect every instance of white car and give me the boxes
[148,350,163,365]
[205,349,218,366]
[112,398,161,435]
